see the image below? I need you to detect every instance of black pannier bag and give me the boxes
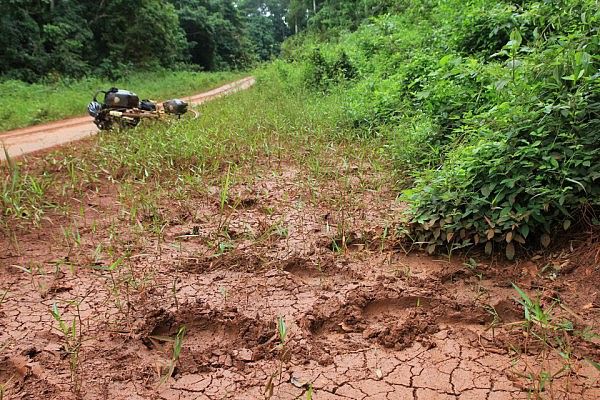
[139,99,157,111]
[163,99,188,115]
[103,88,140,109]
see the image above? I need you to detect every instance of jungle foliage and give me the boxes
[0,0,292,82]
[279,0,600,258]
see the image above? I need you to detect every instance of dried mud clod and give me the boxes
[141,305,276,374]
[0,353,59,400]
[303,285,493,351]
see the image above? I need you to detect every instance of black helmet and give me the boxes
[87,101,102,117]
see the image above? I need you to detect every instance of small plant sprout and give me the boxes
[484,304,501,338]
[306,384,314,400]
[219,286,229,303]
[380,225,388,252]
[50,303,83,393]
[159,326,186,385]
[220,163,232,212]
[277,316,287,348]
[512,284,554,328]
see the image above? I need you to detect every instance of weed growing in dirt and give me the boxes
[61,224,82,257]
[305,384,313,400]
[219,164,233,213]
[219,286,229,304]
[50,303,83,394]
[0,149,48,228]
[159,326,186,385]
[508,284,600,397]
[513,284,554,328]
[93,258,130,320]
[265,316,290,399]
[277,316,287,347]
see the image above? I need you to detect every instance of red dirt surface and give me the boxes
[0,77,256,161]
[1,148,600,399]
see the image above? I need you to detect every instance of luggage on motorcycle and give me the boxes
[103,88,140,109]
[163,99,188,115]
[139,99,157,111]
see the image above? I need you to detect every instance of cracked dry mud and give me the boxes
[1,159,600,400]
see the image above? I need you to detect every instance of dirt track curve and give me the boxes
[0,77,255,161]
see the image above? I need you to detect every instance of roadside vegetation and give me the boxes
[1,64,373,232]
[281,0,600,259]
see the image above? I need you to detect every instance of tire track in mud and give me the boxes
[0,77,255,161]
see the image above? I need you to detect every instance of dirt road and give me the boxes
[0,77,255,161]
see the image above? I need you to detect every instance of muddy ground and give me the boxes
[1,151,600,399]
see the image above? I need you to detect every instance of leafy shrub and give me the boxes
[304,48,357,91]
[404,41,600,258]
[279,0,600,259]
[456,2,520,57]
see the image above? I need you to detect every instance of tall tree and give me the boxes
[240,0,291,60]
[83,0,186,70]
[169,0,253,70]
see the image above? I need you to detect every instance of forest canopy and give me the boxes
[0,0,444,82]
[0,0,297,81]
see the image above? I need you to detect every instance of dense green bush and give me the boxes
[403,1,599,257]
[280,0,600,258]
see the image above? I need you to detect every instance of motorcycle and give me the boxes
[87,87,196,130]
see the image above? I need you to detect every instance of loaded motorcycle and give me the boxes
[87,88,194,130]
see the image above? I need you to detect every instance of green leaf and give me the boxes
[512,283,532,321]
[519,224,530,239]
[438,54,453,67]
[481,185,492,198]
[563,220,571,230]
